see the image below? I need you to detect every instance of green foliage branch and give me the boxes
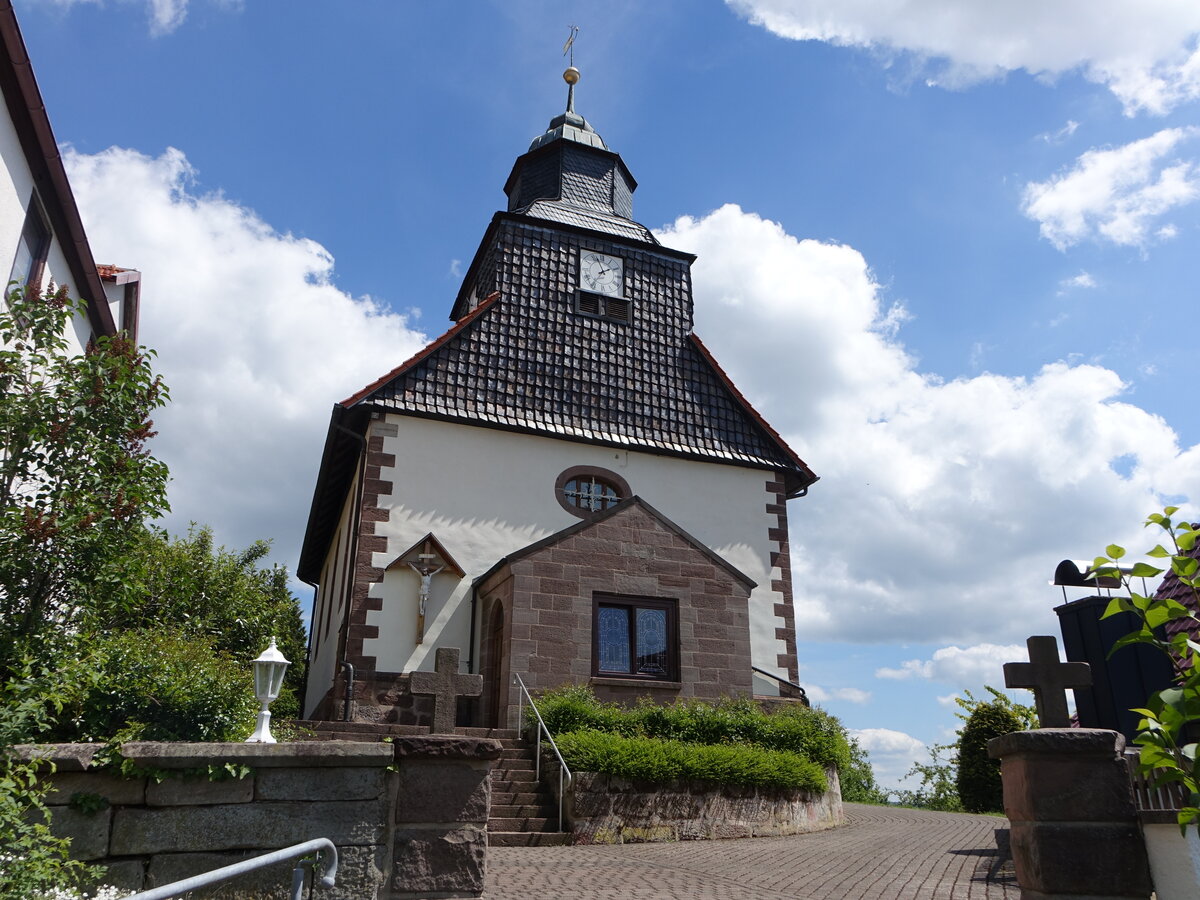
[1096,507,1200,834]
[0,284,169,671]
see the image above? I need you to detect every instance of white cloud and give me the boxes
[806,684,871,705]
[1039,121,1081,145]
[876,643,1026,687]
[65,146,429,571]
[727,0,1200,115]
[658,204,1199,646]
[850,727,927,790]
[43,0,238,35]
[1059,271,1097,292]
[1022,128,1200,249]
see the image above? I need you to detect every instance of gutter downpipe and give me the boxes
[467,581,478,674]
[338,660,355,721]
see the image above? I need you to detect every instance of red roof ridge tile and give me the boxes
[688,332,817,490]
[340,291,501,408]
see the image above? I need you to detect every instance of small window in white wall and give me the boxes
[8,195,50,296]
[554,465,631,518]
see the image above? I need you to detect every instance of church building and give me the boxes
[300,69,818,728]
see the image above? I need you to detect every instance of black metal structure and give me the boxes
[1055,594,1174,741]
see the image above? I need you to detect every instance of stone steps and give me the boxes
[487,734,568,847]
[487,831,570,847]
[491,803,557,819]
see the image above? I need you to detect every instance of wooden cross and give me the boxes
[409,647,483,734]
[1003,635,1091,728]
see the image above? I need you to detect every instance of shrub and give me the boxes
[50,629,257,743]
[956,701,1020,813]
[530,686,857,791]
[554,730,828,792]
[535,687,851,766]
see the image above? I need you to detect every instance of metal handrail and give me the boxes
[752,665,809,703]
[126,838,338,900]
[513,672,573,833]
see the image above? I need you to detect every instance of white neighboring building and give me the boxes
[0,1,139,346]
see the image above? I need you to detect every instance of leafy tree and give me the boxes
[894,687,1034,812]
[1096,508,1200,834]
[839,735,890,804]
[86,524,307,716]
[893,742,964,811]
[0,284,169,671]
[956,700,1021,812]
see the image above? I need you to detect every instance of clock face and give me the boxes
[580,251,623,296]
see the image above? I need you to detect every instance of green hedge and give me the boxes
[530,685,854,792]
[534,685,851,770]
[555,730,828,792]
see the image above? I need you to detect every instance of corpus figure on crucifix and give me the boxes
[408,553,444,644]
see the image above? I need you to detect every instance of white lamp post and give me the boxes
[246,637,290,743]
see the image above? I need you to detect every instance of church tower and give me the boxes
[300,69,817,727]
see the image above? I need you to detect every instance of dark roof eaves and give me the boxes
[364,404,794,473]
[0,3,116,338]
[298,403,368,583]
[343,291,501,407]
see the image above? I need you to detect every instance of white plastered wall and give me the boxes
[0,100,90,353]
[362,414,792,688]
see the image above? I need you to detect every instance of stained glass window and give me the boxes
[593,597,676,680]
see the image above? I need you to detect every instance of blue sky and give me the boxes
[16,0,1200,787]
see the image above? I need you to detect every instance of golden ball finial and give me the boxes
[563,66,580,85]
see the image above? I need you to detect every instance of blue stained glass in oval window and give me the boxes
[598,606,630,672]
[636,607,668,676]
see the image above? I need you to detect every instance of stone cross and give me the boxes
[408,647,483,734]
[1003,635,1091,728]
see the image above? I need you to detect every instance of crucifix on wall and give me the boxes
[408,554,444,643]
[384,534,464,646]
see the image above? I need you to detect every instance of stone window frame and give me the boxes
[554,465,631,519]
[591,593,679,682]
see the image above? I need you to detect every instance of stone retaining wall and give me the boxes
[553,763,843,844]
[16,736,500,899]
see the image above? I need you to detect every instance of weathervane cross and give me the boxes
[563,24,579,66]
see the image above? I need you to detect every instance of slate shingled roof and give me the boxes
[519,199,657,243]
[342,288,812,480]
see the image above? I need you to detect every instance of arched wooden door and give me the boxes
[481,600,505,727]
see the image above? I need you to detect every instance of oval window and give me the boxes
[555,466,631,518]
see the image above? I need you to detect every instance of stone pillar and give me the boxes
[387,735,502,899]
[988,728,1152,899]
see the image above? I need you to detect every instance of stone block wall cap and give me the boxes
[9,743,105,771]
[119,741,396,768]
[391,736,504,760]
[988,728,1125,760]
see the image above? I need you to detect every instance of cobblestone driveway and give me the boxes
[485,803,1017,899]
